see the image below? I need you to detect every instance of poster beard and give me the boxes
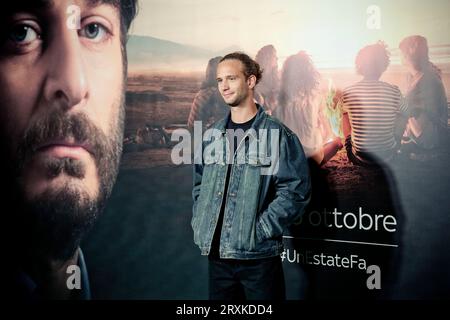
[1,100,124,263]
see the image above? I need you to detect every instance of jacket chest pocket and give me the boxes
[243,153,272,180]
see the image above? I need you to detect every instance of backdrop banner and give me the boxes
[82,0,450,300]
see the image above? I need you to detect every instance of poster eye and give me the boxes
[79,22,108,42]
[9,24,39,44]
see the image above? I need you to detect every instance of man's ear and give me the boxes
[247,75,257,90]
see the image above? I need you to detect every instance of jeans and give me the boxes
[208,255,285,300]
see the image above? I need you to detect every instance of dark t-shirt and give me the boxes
[209,113,257,259]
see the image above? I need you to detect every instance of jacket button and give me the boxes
[218,191,222,196]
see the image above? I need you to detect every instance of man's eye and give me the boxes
[79,23,108,41]
[9,24,39,44]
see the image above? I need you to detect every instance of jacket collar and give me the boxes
[215,104,267,139]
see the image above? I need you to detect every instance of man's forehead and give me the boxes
[3,0,119,15]
[218,59,244,75]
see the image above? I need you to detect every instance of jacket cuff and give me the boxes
[256,217,271,241]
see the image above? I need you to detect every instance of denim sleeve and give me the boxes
[256,132,311,240]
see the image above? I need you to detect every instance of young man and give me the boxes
[192,52,311,300]
[0,0,137,299]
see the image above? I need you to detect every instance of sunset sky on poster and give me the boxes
[131,0,450,68]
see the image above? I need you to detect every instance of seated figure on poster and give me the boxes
[187,56,229,130]
[274,51,342,166]
[342,42,410,165]
[399,35,448,158]
[254,44,280,115]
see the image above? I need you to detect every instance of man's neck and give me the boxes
[230,99,258,124]
[28,250,80,299]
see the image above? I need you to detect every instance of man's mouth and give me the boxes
[35,139,93,160]
[223,92,234,98]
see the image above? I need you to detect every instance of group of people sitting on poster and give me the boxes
[188,35,448,166]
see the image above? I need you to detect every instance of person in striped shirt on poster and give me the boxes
[342,42,410,166]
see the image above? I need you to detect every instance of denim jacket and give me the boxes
[192,105,311,259]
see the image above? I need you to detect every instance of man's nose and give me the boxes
[43,29,88,111]
[221,80,229,90]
